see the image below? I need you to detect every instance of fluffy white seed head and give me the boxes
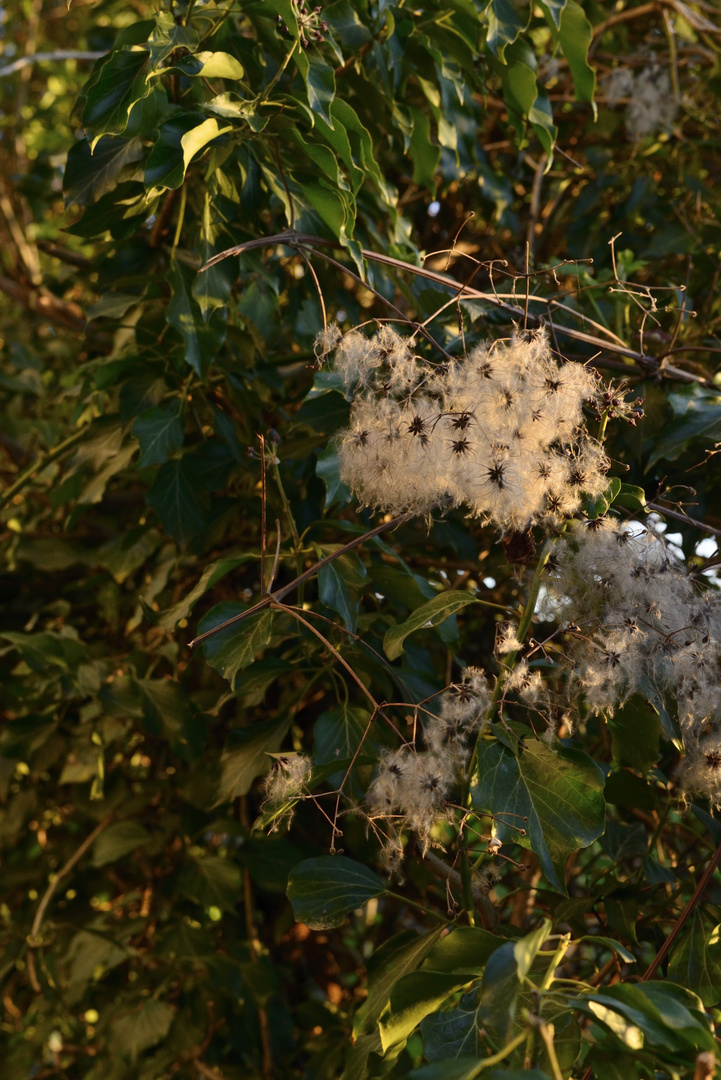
[319,327,604,533]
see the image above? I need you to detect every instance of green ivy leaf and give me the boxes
[171,50,246,81]
[287,855,386,929]
[607,695,660,773]
[296,51,336,127]
[109,999,175,1063]
[317,550,367,632]
[132,401,184,467]
[80,49,152,138]
[146,457,210,543]
[472,733,605,893]
[63,931,128,1000]
[383,591,477,660]
[180,118,230,176]
[669,911,721,1008]
[199,605,274,689]
[92,821,152,867]
[166,259,226,377]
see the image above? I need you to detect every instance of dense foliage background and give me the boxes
[2,0,721,1076]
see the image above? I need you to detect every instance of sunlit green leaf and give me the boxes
[384,591,477,660]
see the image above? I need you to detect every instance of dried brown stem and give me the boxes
[187,511,412,648]
[641,839,721,981]
[203,231,707,383]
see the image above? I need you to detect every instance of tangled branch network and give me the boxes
[317,325,609,532]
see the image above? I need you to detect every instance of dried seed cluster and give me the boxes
[319,325,608,532]
[551,520,721,805]
[366,667,491,870]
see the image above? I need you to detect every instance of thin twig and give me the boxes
[259,434,268,594]
[0,50,104,77]
[187,512,412,648]
[646,502,721,544]
[298,246,327,331]
[641,839,721,981]
[271,599,379,710]
[27,815,114,993]
[423,850,499,930]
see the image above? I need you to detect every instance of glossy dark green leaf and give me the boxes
[613,483,647,511]
[193,194,236,319]
[607,694,660,773]
[379,969,477,1052]
[572,981,715,1054]
[647,387,721,467]
[199,607,274,689]
[558,0,595,105]
[92,821,152,866]
[472,734,605,893]
[146,457,210,543]
[485,0,531,61]
[109,999,175,1063]
[316,444,351,508]
[417,930,498,978]
[384,590,477,660]
[296,51,336,127]
[354,928,446,1036]
[64,135,145,211]
[166,259,226,377]
[420,994,484,1062]
[317,550,367,632]
[669,911,721,1007]
[81,49,151,137]
[408,106,440,190]
[313,704,373,795]
[539,0,567,29]
[65,181,150,239]
[287,855,386,929]
[144,115,200,191]
[132,400,184,467]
